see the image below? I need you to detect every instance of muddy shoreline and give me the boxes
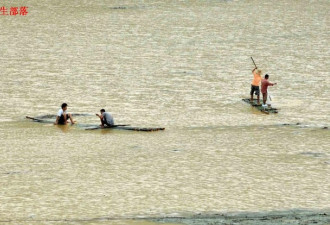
[152,210,330,225]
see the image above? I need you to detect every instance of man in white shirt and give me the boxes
[96,109,114,127]
[54,103,75,125]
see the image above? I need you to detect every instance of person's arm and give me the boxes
[68,113,75,124]
[252,67,258,76]
[96,114,104,122]
[96,114,105,127]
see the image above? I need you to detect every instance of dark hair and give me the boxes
[100,109,105,113]
[61,103,68,109]
[265,74,269,79]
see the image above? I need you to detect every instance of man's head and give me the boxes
[61,103,68,110]
[257,69,262,75]
[100,109,105,113]
[265,74,269,79]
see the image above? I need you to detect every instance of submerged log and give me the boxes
[26,116,165,132]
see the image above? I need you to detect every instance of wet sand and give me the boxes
[2,210,328,224]
[152,210,330,225]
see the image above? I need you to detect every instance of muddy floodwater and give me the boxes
[0,0,329,224]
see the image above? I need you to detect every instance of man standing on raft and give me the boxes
[261,74,277,107]
[250,67,262,105]
[54,103,75,125]
[96,109,114,128]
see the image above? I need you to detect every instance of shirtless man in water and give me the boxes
[54,103,75,125]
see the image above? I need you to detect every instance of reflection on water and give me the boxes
[0,0,329,224]
[54,124,72,133]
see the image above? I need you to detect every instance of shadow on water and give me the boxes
[54,124,72,133]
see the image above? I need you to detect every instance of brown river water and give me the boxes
[0,0,329,224]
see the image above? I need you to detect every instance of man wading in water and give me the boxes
[96,109,114,128]
[250,67,262,105]
[54,103,75,125]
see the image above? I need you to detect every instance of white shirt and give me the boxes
[57,109,67,117]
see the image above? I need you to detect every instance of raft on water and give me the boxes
[26,116,165,132]
[242,98,278,114]
[85,126,165,131]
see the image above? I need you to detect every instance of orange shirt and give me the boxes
[252,73,261,86]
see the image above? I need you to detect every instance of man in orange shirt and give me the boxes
[250,67,262,105]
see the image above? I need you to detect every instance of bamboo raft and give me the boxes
[84,125,165,131]
[26,116,165,132]
[242,99,278,114]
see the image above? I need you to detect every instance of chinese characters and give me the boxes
[0,6,28,16]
